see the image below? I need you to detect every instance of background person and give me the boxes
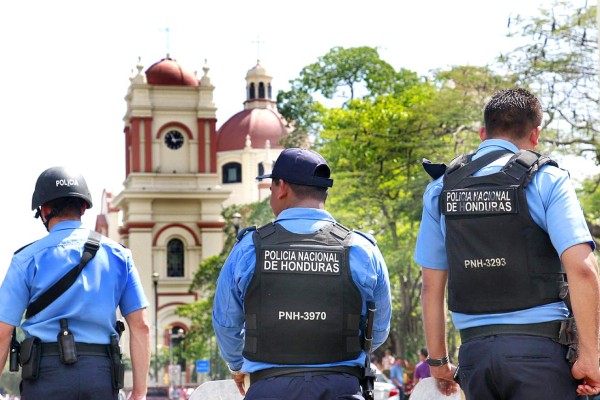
[0,167,150,400]
[412,348,431,386]
[212,148,392,399]
[381,349,395,377]
[390,357,406,400]
[415,88,600,398]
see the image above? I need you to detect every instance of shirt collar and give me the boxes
[49,220,84,233]
[477,139,519,155]
[274,208,336,223]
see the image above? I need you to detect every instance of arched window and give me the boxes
[167,238,184,277]
[268,83,272,99]
[258,82,265,99]
[257,162,265,177]
[222,162,242,183]
[249,83,256,100]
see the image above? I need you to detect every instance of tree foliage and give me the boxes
[501,0,599,236]
[276,46,517,359]
[502,0,598,154]
[179,0,599,373]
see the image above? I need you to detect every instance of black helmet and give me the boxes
[31,167,93,211]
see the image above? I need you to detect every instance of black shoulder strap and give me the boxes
[446,154,471,175]
[444,150,512,190]
[256,222,277,239]
[502,150,558,187]
[25,231,102,320]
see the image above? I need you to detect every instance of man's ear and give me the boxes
[277,180,290,199]
[530,126,541,147]
[479,127,488,142]
[40,204,51,223]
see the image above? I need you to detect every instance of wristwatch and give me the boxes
[228,365,243,376]
[426,355,450,367]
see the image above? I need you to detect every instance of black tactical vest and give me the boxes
[242,222,363,364]
[440,150,567,314]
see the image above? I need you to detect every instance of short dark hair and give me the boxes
[273,178,328,202]
[484,88,542,140]
[419,348,428,358]
[46,197,85,218]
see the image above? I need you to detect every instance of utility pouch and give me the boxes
[20,337,41,381]
[559,317,578,364]
[108,334,124,390]
[57,319,78,365]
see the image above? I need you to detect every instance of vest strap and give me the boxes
[256,222,276,239]
[444,151,511,190]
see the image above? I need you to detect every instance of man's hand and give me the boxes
[430,364,460,396]
[572,358,600,396]
[562,244,600,397]
[231,371,248,396]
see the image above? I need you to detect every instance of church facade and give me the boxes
[94,56,288,384]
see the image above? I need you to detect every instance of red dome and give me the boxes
[217,108,288,152]
[145,57,198,86]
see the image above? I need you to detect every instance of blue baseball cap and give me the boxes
[257,148,333,188]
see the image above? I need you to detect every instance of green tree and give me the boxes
[501,0,599,236]
[277,46,403,147]
[319,71,512,358]
[503,0,597,139]
[278,46,515,359]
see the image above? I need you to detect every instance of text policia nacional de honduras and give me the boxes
[444,188,517,215]
[261,249,341,274]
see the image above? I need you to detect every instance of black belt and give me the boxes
[459,321,562,342]
[250,366,362,385]
[41,342,110,357]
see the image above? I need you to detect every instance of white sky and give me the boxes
[0,0,583,274]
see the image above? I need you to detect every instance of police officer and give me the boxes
[0,167,151,400]
[212,148,392,399]
[415,88,600,399]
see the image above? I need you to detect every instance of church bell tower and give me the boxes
[111,56,230,381]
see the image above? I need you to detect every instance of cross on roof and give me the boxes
[251,36,265,64]
[161,26,172,57]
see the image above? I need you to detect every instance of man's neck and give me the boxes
[47,217,81,231]
[285,196,325,210]
[486,136,534,151]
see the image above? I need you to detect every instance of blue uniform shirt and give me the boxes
[414,139,594,329]
[212,207,392,373]
[0,220,149,343]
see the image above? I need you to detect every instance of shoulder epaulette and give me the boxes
[422,158,447,180]
[236,226,257,242]
[352,230,377,246]
[14,241,35,255]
